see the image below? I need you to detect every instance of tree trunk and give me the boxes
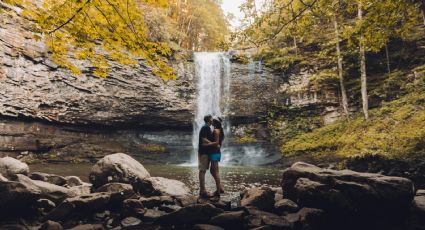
[293,36,298,56]
[385,43,391,75]
[422,8,425,26]
[333,15,349,117]
[358,1,369,120]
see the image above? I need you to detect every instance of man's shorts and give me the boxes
[198,154,210,171]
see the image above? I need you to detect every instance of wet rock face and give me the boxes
[0,8,280,128]
[276,69,343,125]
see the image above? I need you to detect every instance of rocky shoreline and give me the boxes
[0,153,424,230]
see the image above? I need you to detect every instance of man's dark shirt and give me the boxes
[198,124,213,154]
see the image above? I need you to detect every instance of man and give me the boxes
[198,114,216,198]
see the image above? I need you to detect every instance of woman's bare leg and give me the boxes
[210,161,222,193]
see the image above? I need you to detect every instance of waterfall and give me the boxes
[189,52,280,166]
[191,52,230,164]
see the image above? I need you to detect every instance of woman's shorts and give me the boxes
[209,152,221,161]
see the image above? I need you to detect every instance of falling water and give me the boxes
[191,52,230,164]
[189,52,280,166]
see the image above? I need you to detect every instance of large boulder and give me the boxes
[282,162,415,226]
[157,204,223,225]
[0,157,29,178]
[0,178,42,213]
[0,174,71,214]
[89,153,150,188]
[240,187,275,212]
[14,174,71,203]
[137,177,190,196]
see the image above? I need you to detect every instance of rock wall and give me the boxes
[0,5,278,128]
[276,69,342,125]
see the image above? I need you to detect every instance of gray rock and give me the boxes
[123,199,145,217]
[36,198,56,212]
[89,153,150,188]
[139,196,162,209]
[282,162,415,221]
[121,216,141,227]
[275,198,299,214]
[158,204,181,213]
[157,203,223,225]
[68,183,92,196]
[137,176,190,197]
[193,224,224,230]
[412,189,425,217]
[159,195,175,205]
[0,178,41,211]
[210,211,246,229]
[143,209,167,222]
[96,182,133,194]
[0,173,8,182]
[94,210,110,220]
[39,220,63,230]
[285,207,325,230]
[240,187,275,211]
[30,172,67,186]
[96,183,134,202]
[243,207,287,229]
[67,224,104,230]
[174,194,197,207]
[44,192,111,221]
[65,176,84,187]
[14,174,70,203]
[0,157,29,178]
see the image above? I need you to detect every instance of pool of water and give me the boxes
[30,163,284,193]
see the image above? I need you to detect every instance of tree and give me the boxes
[357,0,369,120]
[168,0,229,51]
[343,0,420,119]
[20,0,175,79]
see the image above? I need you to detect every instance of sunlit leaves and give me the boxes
[20,0,176,79]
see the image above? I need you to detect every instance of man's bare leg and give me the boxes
[199,169,207,193]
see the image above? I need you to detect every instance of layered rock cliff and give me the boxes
[0,5,279,128]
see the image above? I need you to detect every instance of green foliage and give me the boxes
[230,53,250,64]
[142,143,166,153]
[169,0,230,51]
[20,0,176,79]
[235,136,258,144]
[280,81,425,158]
[310,69,339,90]
[7,0,229,78]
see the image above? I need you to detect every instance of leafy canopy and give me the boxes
[19,0,175,79]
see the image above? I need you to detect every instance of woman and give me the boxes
[209,117,225,197]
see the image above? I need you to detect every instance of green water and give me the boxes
[30,163,283,193]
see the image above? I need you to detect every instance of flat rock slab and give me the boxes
[137,176,190,197]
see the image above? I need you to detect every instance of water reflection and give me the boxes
[30,163,283,193]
